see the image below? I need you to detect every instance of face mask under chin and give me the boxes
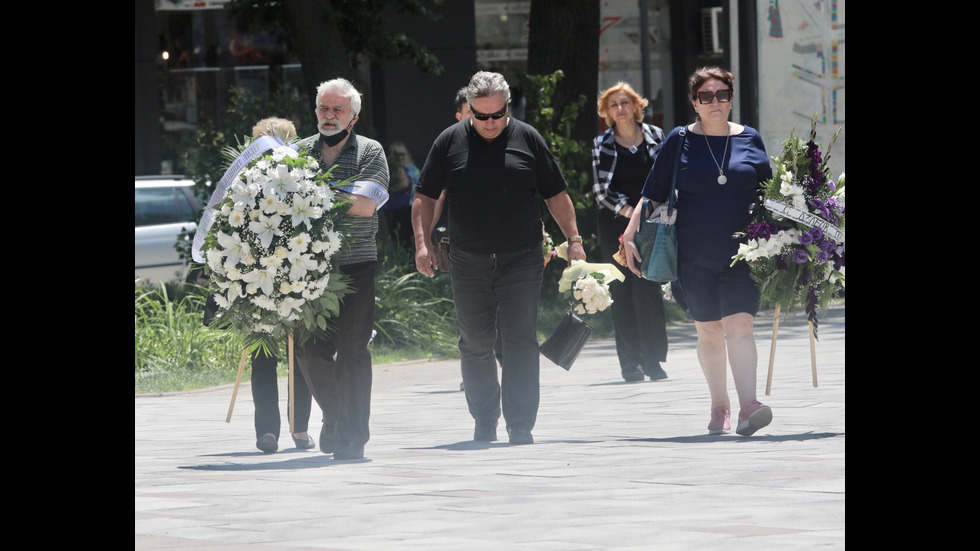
[319,120,354,146]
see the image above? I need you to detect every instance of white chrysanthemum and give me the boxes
[312,229,343,258]
[249,213,284,249]
[259,254,283,269]
[260,193,281,214]
[227,208,246,228]
[213,294,230,309]
[206,249,225,272]
[289,232,312,251]
[320,190,337,211]
[251,294,277,311]
[270,147,290,162]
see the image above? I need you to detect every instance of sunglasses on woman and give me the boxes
[470,106,508,121]
[696,89,732,104]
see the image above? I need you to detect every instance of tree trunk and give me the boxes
[282,0,355,123]
[526,0,600,145]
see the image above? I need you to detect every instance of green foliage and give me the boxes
[135,279,251,393]
[372,245,459,357]
[522,70,591,211]
[520,70,596,319]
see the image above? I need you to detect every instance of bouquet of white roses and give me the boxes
[555,256,625,316]
[732,114,844,337]
[569,273,613,315]
[201,140,354,353]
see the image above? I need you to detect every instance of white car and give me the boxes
[135,176,203,284]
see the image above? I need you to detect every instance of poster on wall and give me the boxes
[757,0,845,179]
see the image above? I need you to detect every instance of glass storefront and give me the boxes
[149,0,673,175]
[154,2,304,175]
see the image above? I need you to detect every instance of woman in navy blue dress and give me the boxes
[622,67,774,437]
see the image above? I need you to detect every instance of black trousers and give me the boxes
[597,208,669,374]
[250,347,312,439]
[450,245,543,431]
[295,261,376,447]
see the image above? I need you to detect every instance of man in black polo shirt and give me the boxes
[412,71,586,445]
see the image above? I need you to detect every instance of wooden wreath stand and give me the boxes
[226,333,296,434]
[764,304,819,395]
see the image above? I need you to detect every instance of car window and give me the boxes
[135,187,196,227]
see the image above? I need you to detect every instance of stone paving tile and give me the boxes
[136,306,845,550]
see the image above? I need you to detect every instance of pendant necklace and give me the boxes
[627,129,641,154]
[703,127,731,185]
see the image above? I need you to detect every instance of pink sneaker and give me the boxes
[707,406,731,434]
[736,400,772,436]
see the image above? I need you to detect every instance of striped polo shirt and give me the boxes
[299,131,390,265]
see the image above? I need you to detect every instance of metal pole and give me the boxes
[639,0,652,111]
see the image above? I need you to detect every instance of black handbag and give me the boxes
[634,127,686,283]
[539,310,596,371]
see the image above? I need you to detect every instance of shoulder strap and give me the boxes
[666,127,687,216]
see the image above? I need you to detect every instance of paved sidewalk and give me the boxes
[135,306,845,550]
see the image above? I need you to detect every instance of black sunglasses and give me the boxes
[696,89,732,104]
[470,106,508,121]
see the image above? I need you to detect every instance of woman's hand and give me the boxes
[622,224,642,277]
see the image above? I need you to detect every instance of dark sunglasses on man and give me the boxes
[696,89,732,104]
[469,106,508,121]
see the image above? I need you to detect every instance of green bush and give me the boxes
[135,279,252,393]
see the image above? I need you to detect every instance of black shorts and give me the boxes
[673,261,760,322]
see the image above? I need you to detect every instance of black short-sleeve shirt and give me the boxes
[416,118,567,253]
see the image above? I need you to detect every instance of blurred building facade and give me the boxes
[135,0,843,179]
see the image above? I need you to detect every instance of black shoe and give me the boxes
[292,433,316,450]
[507,425,533,445]
[256,433,278,454]
[474,419,498,442]
[623,370,645,383]
[319,422,338,454]
[644,364,668,381]
[333,441,365,460]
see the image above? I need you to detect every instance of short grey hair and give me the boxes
[315,78,362,115]
[465,71,510,106]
